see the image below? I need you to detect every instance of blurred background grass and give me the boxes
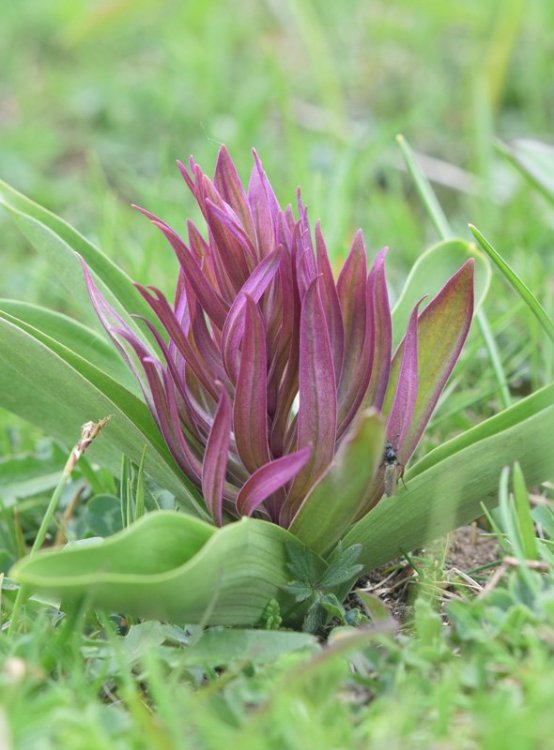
[0,0,552,436]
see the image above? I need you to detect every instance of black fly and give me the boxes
[383,441,406,497]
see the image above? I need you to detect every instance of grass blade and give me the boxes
[470,224,554,342]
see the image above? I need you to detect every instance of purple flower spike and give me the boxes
[85,147,474,529]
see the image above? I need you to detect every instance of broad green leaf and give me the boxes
[289,410,384,555]
[496,138,554,204]
[10,513,325,626]
[341,385,554,573]
[470,224,554,342]
[0,179,157,330]
[392,238,490,349]
[0,299,136,391]
[0,312,204,516]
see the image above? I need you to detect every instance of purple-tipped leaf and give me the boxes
[205,199,254,288]
[214,146,256,242]
[385,298,422,453]
[336,231,370,433]
[134,207,228,330]
[247,150,280,259]
[236,447,312,517]
[386,259,474,460]
[315,222,344,385]
[233,295,271,473]
[202,388,232,526]
[281,276,337,525]
[221,247,282,382]
[363,247,392,410]
[135,285,218,400]
[289,409,385,553]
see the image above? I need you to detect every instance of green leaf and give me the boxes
[470,224,554,342]
[84,494,124,538]
[303,602,326,634]
[178,627,319,668]
[285,541,326,585]
[532,506,554,540]
[341,384,554,574]
[0,444,66,508]
[10,513,326,626]
[408,385,553,479]
[289,409,385,555]
[507,463,538,561]
[319,593,345,620]
[283,581,313,603]
[0,311,204,516]
[0,179,157,331]
[392,238,490,349]
[319,543,363,588]
[0,300,136,391]
[134,447,147,521]
[356,590,393,623]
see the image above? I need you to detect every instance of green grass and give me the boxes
[1,0,553,747]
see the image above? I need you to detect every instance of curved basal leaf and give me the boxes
[392,238,490,349]
[0,299,136,391]
[0,312,204,515]
[10,513,324,626]
[342,386,554,573]
[289,409,384,555]
[0,181,157,333]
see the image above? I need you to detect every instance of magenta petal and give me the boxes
[130,314,210,439]
[205,199,255,288]
[81,260,156,397]
[283,276,337,523]
[202,388,232,526]
[385,298,423,456]
[315,222,344,385]
[364,247,392,409]
[236,447,312,517]
[221,247,282,382]
[214,146,256,242]
[233,295,271,473]
[135,284,218,400]
[134,207,228,330]
[336,231,369,429]
[247,149,280,259]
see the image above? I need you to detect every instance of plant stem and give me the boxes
[7,417,110,635]
[7,470,70,635]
